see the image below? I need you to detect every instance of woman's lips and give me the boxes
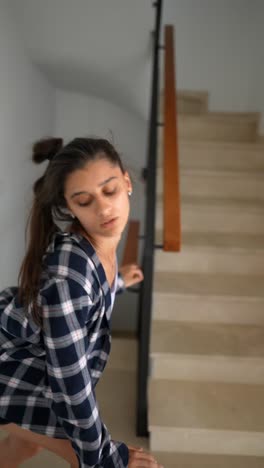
[100,217,118,228]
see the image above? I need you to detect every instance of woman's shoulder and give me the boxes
[41,230,99,293]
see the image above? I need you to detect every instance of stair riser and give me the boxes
[107,339,137,371]
[151,356,264,384]
[159,91,208,116]
[158,142,264,171]
[156,205,264,234]
[151,451,264,468]
[152,294,264,325]
[157,170,264,200]
[177,97,208,114]
[154,249,264,275]
[177,117,258,143]
[149,428,264,456]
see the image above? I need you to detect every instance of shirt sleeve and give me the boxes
[41,277,129,468]
[116,273,126,295]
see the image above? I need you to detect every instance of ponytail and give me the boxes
[18,138,63,326]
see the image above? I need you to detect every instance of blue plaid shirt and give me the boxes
[0,230,129,467]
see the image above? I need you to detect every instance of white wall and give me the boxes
[0,0,55,289]
[163,0,264,131]
[248,0,264,133]
[55,89,147,331]
[9,0,154,121]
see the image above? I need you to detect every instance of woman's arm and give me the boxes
[41,277,129,468]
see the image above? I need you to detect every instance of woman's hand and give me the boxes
[127,445,164,468]
[119,264,144,288]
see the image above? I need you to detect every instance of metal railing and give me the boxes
[136,0,163,436]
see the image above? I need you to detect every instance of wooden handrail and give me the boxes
[121,220,140,265]
[163,25,181,251]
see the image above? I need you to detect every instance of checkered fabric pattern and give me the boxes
[0,231,129,467]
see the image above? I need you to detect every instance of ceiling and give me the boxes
[10,0,155,119]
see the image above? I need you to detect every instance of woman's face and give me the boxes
[64,157,132,242]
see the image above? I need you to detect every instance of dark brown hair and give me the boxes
[18,137,125,326]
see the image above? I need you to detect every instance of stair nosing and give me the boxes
[153,291,264,302]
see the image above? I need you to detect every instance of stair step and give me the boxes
[106,337,137,372]
[153,271,264,326]
[153,271,264,298]
[158,139,264,171]
[157,166,264,200]
[152,452,264,468]
[152,290,264,325]
[154,241,264,275]
[96,368,148,450]
[155,231,264,250]
[156,197,264,233]
[151,321,264,357]
[160,90,209,115]
[149,379,264,455]
[177,91,208,114]
[177,112,260,143]
[96,337,149,449]
[150,321,264,383]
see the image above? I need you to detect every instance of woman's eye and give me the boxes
[104,189,117,196]
[77,188,117,206]
[78,200,92,207]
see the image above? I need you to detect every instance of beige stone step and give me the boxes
[154,239,264,275]
[150,321,264,383]
[177,91,208,114]
[148,379,264,455]
[155,231,264,250]
[96,369,148,450]
[177,91,209,114]
[153,270,264,324]
[160,90,209,116]
[154,271,264,298]
[177,112,260,143]
[158,139,264,171]
[151,321,264,357]
[152,451,264,468]
[156,197,264,233]
[157,166,264,200]
[152,290,264,325]
[106,336,137,371]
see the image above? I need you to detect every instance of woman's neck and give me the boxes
[68,223,118,260]
[68,222,118,287]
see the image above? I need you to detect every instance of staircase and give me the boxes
[149,92,264,467]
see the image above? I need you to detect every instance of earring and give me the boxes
[128,191,132,197]
[70,213,75,219]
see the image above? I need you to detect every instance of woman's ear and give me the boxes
[124,171,132,193]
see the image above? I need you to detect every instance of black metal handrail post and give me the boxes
[136,0,163,437]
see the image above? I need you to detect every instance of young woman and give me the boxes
[0,138,163,468]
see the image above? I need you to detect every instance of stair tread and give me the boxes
[178,112,260,122]
[158,195,264,211]
[155,231,264,251]
[175,112,259,143]
[177,140,264,150]
[152,451,264,468]
[149,379,264,431]
[153,271,264,298]
[106,336,137,371]
[150,321,264,357]
[158,130,264,173]
[96,368,148,449]
[160,166,264,178]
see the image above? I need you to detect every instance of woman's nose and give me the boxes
[96,197,112,216]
